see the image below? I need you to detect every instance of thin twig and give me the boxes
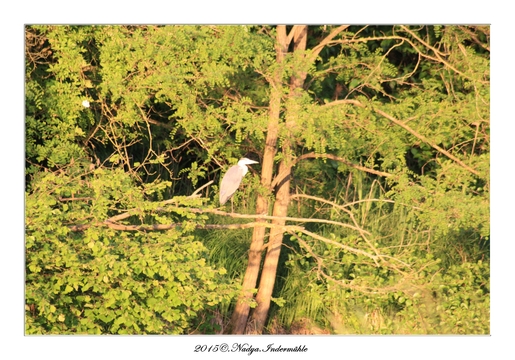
[290,193,422,211]
[271,151,392,189]
[324,99,482,177]
[191,180,214,197]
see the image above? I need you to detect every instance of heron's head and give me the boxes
[238,158,259,166]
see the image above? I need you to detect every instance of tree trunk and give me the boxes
[227,25,288,335]
[248,25,308,334]
[248,159,292,333]
[231,25,347,334]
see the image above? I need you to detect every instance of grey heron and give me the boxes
[219,158,259,208]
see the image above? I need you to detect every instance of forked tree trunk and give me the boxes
[248,25,308,334]
[230,25,346,334]
[226,26,288,335]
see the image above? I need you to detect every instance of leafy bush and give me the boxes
[25,167,238,334]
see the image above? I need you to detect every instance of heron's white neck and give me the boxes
[238,162,250,176]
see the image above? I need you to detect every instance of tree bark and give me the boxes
[248,159,292,333]
[232,25,349,334]
[227,25,288,334]
[248,25,307,334]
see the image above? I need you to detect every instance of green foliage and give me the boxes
[25,25,272,194]
[269,153,489,334]
[25,167,238,334]
[25,25,489,334]
[271,224,489,334]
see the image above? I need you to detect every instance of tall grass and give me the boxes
[267,164,489,334]
[194,182,260,328]
[195,163,489,334]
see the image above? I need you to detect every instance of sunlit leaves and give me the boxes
[25,167,238,334]
[25,25,489,335]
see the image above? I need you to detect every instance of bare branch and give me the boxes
[291,228,379,264]
[70,216,386,272]
[190,180,214,197]
[69,220,305,233]
[310,25,350,62]
[324,99,482,178]
[169,206,370,234]
[314,31,488,85]
[291,193,422,211]
[58,196,93,202]
[398,25,450,58]
[372,107,481,177]
[271,151,392,190]
[459,26,490,52]
[304,152,391,177]
[288,231,408,294]
[68,203,370,235]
